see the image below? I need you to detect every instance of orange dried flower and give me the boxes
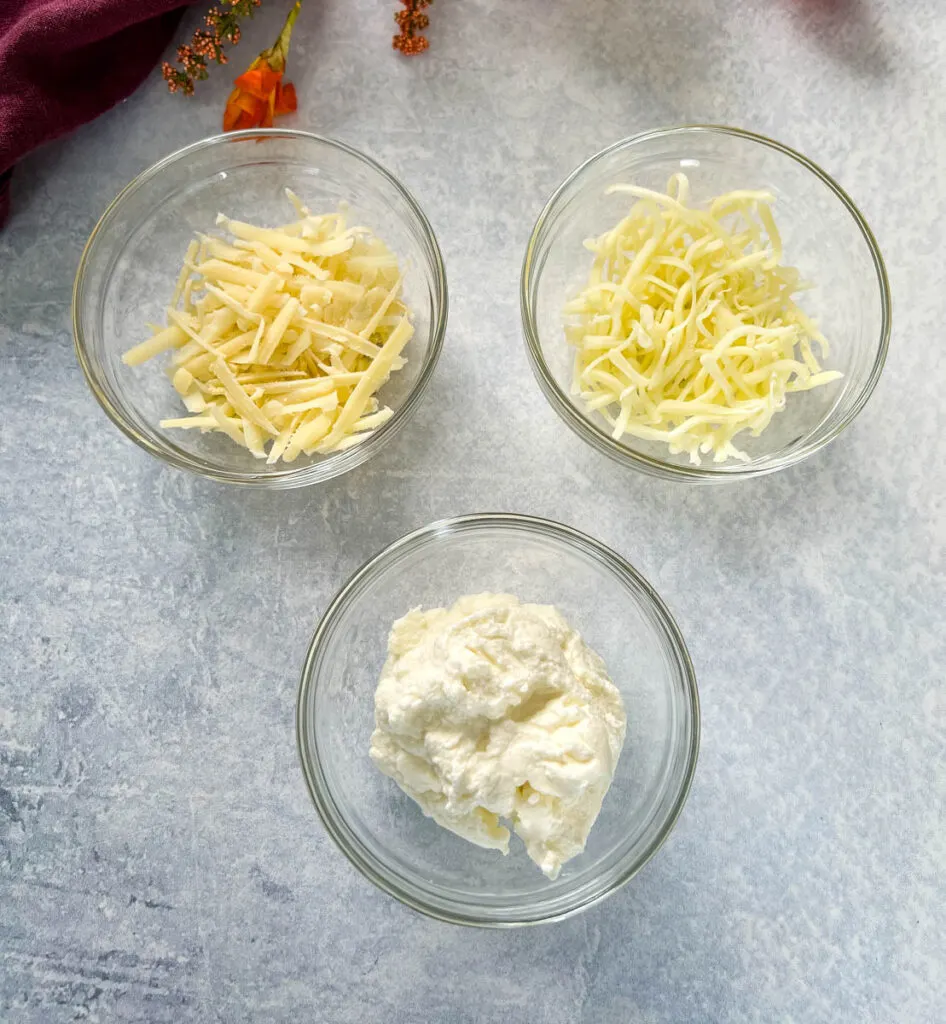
[393,0,432,56]
[223,2,301,131]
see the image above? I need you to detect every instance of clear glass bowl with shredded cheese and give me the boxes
[521,125,891,481]
[297,514,700,926]
[74,129,447,487]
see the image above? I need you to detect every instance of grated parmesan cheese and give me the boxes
[123,190,413,464]
[565,173,842,464]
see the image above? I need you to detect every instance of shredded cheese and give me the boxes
[565,173,842,464]
[123,190,412,463]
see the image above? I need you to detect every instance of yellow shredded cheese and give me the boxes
[124,190,412,463]
[565,173,842,464]
[122,324,188,367]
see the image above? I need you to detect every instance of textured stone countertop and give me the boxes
[1,1,944,1021]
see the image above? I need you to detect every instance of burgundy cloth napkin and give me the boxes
[0,0,193,227]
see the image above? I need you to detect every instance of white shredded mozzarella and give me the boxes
[565,173,842,464]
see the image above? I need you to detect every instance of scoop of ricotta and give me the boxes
[369,593,626,879]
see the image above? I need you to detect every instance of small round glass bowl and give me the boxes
[521,124,891,482]
[297,514,699,926]
[73,129,447,487]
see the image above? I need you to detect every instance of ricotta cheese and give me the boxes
[369,594,626,879]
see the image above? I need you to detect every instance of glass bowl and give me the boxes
[297,514,699,926]
[73,129,447,487]
[521,124,891,482]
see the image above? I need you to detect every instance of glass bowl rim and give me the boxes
[72,128,448,488]
[520,123,892,483]
[296,512,701,927]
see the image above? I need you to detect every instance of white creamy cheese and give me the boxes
[369,593,626,879]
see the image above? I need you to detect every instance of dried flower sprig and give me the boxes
[163,0,262,96]
[393,0,433,56]
[223,1,301,131]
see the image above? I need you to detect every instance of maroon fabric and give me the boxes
[0,0,193,226]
